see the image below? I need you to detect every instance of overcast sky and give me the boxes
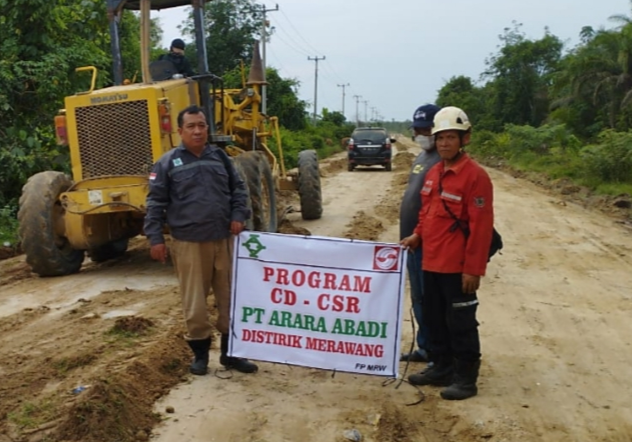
[154,0,631,122]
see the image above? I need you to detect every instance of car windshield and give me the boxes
[352,130,387,143]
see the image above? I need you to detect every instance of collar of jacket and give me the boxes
[440,152,471,175]
[176,143,217,156]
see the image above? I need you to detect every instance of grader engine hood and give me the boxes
[63,82,186,182]
[71,97,152,179]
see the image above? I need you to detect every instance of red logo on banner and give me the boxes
[373,246,400,271]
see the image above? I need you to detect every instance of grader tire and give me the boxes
[232,155,254,231]
[237,151,278,233]
[297,150,323,220]
[18,171,84,277]
[88,238,129,263]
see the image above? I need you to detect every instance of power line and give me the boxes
[268,46,291,77]
[273,22,348,87]
[276,11,350,85]
[273,22,312,57]
[266,7,354,118]
[315,68,343,89]
[279,9,323,55]
[322,59,349,84]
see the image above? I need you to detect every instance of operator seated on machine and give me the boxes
[156,38,195,78]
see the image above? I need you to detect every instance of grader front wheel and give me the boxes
[297,150,323,220]
[18,171,84,277]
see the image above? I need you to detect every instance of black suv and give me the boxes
[347,127,396,171]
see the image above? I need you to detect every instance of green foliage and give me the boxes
[182,0,264,76]
[484,23,563,128]
[436,25,562,133]
[52,354,97,377]
[436,7,632,199]
[0,0,156,209]
[437,76,499,132]
[321,109,346,126]
[581,130,632,183]
[8,398,59,430]
[550,24,632,136]
[265,68,307,131]
[0,128,69,206]
[268,116,354,170]
[0,205,19,245]
[471,124,632,192]
[436,6,632,141]
[592,182,632,196]
[382,120,412,134]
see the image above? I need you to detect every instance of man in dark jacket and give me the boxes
[159,38,195,77]
[399,104,441,363]
[144,105,257,376]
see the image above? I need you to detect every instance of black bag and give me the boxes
[488,228,503,260]
[438,177,503,261]
[443,202,503,261]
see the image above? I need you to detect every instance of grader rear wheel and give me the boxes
[18,171,84,277]
[238,151,277,233]
[297,149,323,220]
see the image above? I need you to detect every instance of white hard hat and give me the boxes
[431,106,472,135]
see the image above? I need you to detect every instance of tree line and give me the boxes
[435,10,632,195]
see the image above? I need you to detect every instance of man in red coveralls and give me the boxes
[400,106,494,400]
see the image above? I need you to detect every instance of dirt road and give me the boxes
[1,139,632,442]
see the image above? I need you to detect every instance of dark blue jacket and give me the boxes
[144,144,250,245]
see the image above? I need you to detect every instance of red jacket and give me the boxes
[413,154,494,276]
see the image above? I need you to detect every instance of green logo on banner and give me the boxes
[243,234,266,258]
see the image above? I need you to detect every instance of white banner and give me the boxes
[229,232,406,377]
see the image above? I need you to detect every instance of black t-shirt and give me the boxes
[159,52,195,77]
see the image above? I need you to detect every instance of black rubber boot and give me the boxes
[408,354,453,386]
[400,350,429,362]
[440,359,480,400]
[219,334,258,374]
[187,338,211,376]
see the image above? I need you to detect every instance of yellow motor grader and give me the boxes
[17,0,322,277]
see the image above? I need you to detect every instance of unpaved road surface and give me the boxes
[1,139,632,442]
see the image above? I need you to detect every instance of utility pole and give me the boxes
[371,106,376,122]
[362,100,369,124]
[353,94,361,126]
[337,83,350,117]
[261,3,279,114]
[308,55,325,124]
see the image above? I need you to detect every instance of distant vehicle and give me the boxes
[347,127,396,172]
